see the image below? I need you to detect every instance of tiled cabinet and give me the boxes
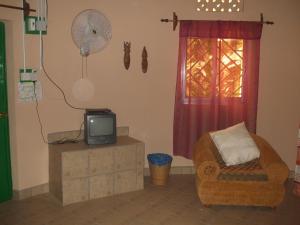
[49,136,145,205]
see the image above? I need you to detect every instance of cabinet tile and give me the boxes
[62,151,88,179]
[62,178,89,205]
[89,148,114,175]
[115,145,136,171]
[136,168,144,190]
[89,174,114,199]
[114,170,137,194]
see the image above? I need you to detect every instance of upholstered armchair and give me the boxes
[193,133,289,207]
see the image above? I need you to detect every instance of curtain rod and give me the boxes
[0,0,36,18]
[161,12,274,31]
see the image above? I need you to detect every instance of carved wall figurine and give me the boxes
[123,42,131,70]
[142,46,148,73]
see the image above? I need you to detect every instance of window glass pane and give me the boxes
[185,38,213,98]
[218,39,243,97]
[185,38,243,98]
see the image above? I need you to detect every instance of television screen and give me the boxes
[89,117,114,136]
[84,109,116,145]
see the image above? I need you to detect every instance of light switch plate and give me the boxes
[19,68,38,82]
[25,16,47,35]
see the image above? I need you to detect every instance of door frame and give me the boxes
[0,20,13,202]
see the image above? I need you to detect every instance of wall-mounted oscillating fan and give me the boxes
[71,9,112,56]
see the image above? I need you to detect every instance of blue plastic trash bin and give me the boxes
[147,153,173,185]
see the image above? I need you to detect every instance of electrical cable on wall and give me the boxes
[21,0,26,70]
[38,0,42,72]
[31,0,85,144]
[33,81,84,144]
[40,37,86,110]
[35,0,85,110]
[33,81,48,144]
[22,1,115,144]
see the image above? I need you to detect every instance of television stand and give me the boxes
[48,133,145,206]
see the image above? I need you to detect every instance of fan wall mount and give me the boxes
[71,9,112,57]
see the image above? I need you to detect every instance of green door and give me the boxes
[0,21,12,202]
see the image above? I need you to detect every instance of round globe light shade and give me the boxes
[72,78,95,101]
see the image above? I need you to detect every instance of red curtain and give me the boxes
[173,20,263,159]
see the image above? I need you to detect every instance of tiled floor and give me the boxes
[1,175,300,225]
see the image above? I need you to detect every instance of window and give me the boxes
[185,38,243,100]
[174,20,262,158]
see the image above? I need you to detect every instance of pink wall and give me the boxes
[1,0,300,190]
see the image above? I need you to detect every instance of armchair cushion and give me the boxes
[209,122,260,166]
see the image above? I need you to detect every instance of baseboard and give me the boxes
[12,168,295,200]
[13,183,49,200]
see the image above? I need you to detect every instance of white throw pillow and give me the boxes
[209,122,260,166]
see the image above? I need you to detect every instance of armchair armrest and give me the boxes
[193,133,220,181]
[251,134,289,184]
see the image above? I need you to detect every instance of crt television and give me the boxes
[84,109,116,145]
